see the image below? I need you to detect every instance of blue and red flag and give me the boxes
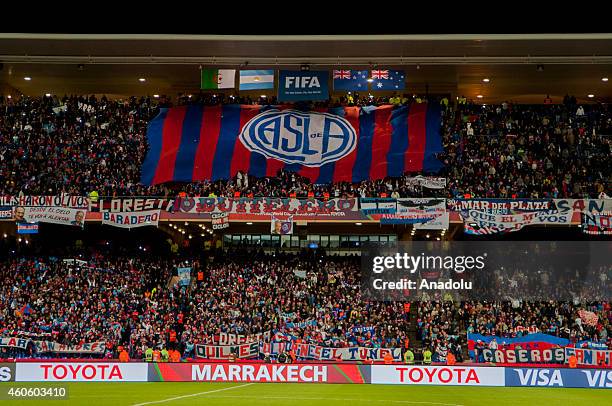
[19,303,33,315]
[141,104,443,185]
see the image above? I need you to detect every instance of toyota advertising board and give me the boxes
[16,363,148,382]
[370,365,505,386]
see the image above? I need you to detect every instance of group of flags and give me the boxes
[201,69,406,91]
[333,69,405,91]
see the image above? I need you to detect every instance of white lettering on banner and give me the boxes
[190,364,327,383]
[507,367,612,388]
[370,365,505,386]
[0,337,30,350]
[239,110,356,167]
[564,347,612,366]
[0,196,89,209]
[15,363,148,382]
[448,199,553,215]
[195,342,259,360]
[461,209,571,234]
[101,209,161,229]
[387,198,449,229]
[553,199,612,214]
[91,198,173,213]
[514,369,564,387]
[174,197,357,216]
[481,348,567,364]
[211,213,230,229]
[583,370,612,388]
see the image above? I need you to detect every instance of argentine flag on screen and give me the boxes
[239,70,275,90]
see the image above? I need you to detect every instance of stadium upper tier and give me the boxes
[0,94,609,198]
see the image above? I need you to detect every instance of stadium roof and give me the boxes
[1,33,611,102]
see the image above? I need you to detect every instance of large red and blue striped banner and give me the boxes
[141,104,443,185]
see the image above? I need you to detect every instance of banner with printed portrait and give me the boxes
[22,207,86,228]
[271,215,293,235]
[177,267,191,286]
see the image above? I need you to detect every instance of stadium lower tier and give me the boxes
[0,362,611,389]
[1,253,609,366]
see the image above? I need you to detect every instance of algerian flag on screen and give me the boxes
[239,70,275,90]
[201,69,236,89]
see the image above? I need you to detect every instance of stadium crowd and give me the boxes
[416,300,611,363]
[0,251,412,361]
[180,250,410,357]
[1,94,609,199]
[1,93,610,363]
[1,250,610,363]
[0,255,179,359]
[464,301,610,345]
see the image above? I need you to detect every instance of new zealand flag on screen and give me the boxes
[371,70,406,90]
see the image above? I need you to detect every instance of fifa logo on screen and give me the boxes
[239,109,356,166]
[284,76,321,88]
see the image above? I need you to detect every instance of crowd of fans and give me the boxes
[1,93,610,363]
[416,301,464,363]
[464,301,610,346]
[441,102,611,199]
[1,94,609,199]
[0,251,412,360]
[0,255,179,359]
[1,249,610,363]
[179,250,410,359]
[416,300,611,363]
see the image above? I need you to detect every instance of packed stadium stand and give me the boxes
[1,95,609,198]
[0,33,610,404]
